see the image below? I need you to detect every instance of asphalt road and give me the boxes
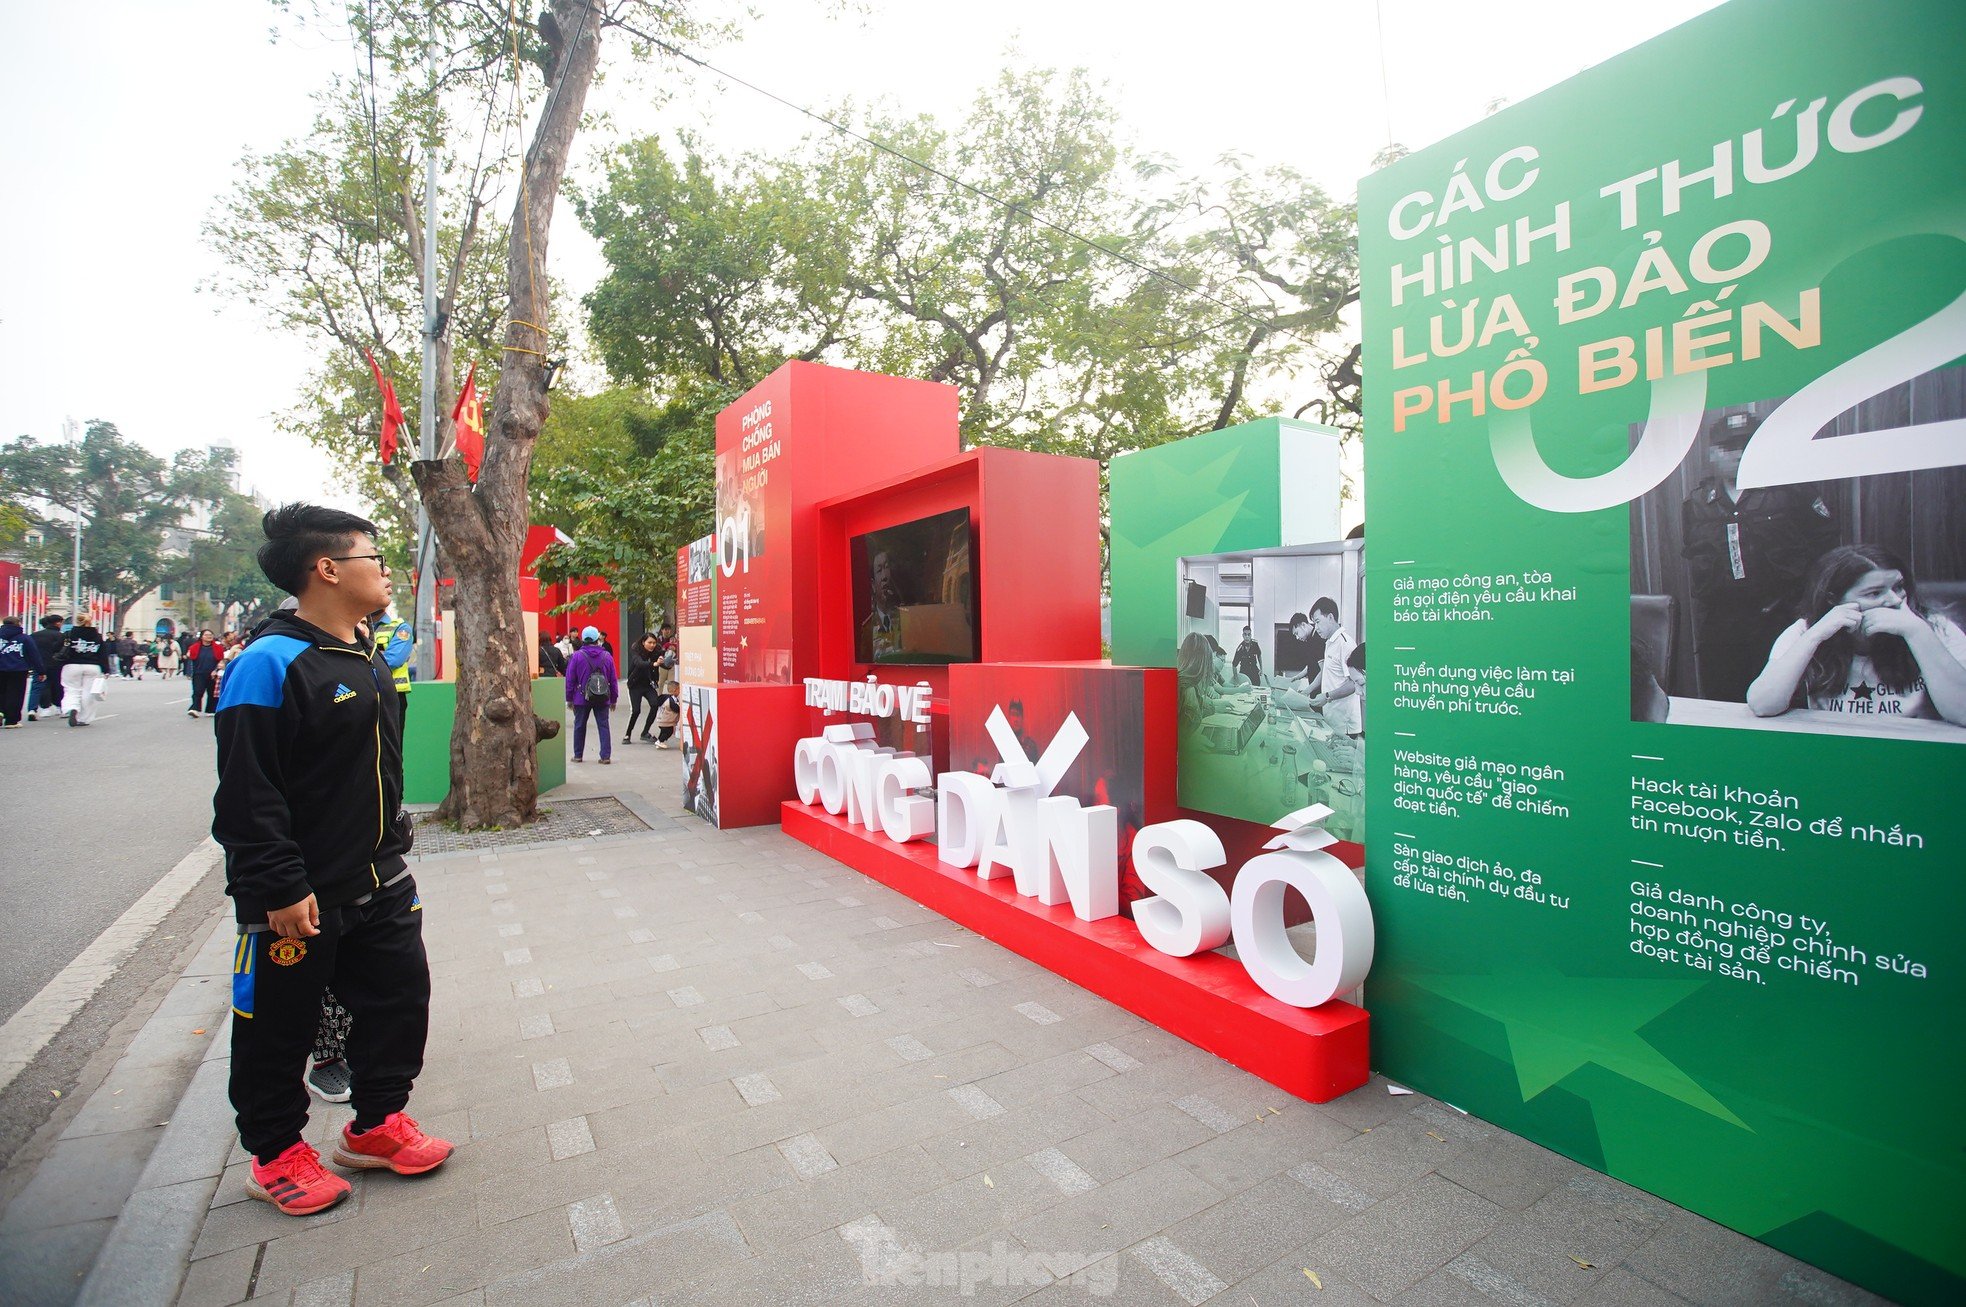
[0,671,225,1023]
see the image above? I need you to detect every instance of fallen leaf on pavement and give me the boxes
[983,1175,993,1188]
[192,1028,206,1035]
[1570,1256,1594,1269]
[1426,1131,1447,1142]
[1303,1268,1323,1289]
[50,1090,60,1098]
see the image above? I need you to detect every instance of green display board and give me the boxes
[403,678,568,806]
[1108,417,1343,668]
[1360,2,1965,1300]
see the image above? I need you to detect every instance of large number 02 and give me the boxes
[716,502,752,577]
[1489,282,1966,513]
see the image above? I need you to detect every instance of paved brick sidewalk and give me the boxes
[161,758,1888,1306]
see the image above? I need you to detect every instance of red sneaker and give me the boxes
[333,1112,453,1175]
[247,1141,352,1216]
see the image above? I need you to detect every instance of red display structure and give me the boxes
[770,434,1368,1104]
[702,362,960,827]
[784,803,1370,1103]
[521,524,620,648]
[715,361,960,686]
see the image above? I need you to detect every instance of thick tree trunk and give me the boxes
[411,455,541,826]
[410,1,602,828]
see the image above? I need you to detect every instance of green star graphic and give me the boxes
[1113,445,1257,551]
[1411,966,1748,1129]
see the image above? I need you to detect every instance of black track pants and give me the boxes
[624,684,656,736]
[228,875,430,1162]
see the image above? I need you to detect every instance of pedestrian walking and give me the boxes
[536,630,566,678]
[158,636,179,679]
[213,503,447,1218]
[0,614,47,727]
[564,625,617,764]
[56,616,111,726]
[117,632,140,679]
[28,616,65,719]
[623,633,660,743]
[185,629,221,716]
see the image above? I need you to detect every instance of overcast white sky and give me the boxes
[0,0,1723,512]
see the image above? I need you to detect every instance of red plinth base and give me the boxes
[781,801,1370,1103]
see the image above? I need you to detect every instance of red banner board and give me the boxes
[677,535,714,629]
[714,362,959,685]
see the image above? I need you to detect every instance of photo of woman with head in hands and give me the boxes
[1747,544,1966,730]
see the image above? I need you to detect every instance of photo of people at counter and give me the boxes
[1630,391,1966,743]
[1175,541,1364,839]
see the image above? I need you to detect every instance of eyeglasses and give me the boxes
[329,553,390,569]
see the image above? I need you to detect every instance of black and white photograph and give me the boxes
[1629,376,1966,742]
[1174,540,1365,839]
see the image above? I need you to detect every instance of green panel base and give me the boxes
[402,678,567,805]
[1108,418,1342,668]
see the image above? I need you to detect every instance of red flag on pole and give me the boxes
[364,349,406,465]
[451,362,485,482]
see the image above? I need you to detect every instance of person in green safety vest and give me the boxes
[370,608,414,727]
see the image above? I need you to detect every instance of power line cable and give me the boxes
[608,18,1328,351]
[346,1,389,336]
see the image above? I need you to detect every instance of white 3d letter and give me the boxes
[793,737,826,806]
[1229,806,1374,1008]
[875,754,934,843]
[843,746,896,832]
[817,722,874,815]
[1038,798,1118,921]
[935,772,999,869]
[1130,821,1231,957]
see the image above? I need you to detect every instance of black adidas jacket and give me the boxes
[211,611,409,925]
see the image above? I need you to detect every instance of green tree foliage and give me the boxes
[578,137,853,391]
[185,493,289,621]
[530,383,728,619]
[578,66,1361,466]
[204,80,509,543]
[0,423,239,627]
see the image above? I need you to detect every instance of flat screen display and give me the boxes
[850,508,978,664]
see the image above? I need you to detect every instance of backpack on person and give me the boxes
[583,666,609,701]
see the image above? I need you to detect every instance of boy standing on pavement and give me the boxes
[213,504,450,1217]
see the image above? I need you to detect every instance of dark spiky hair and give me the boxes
[257,503,380,596]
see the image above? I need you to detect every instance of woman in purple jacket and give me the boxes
[563,626,619,764]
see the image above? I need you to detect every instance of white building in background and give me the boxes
[21,441,272,640]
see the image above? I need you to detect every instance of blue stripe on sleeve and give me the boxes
[215,636,310,713]
[232,936,256,1018]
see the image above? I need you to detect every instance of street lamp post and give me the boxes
[64,417,83,619]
